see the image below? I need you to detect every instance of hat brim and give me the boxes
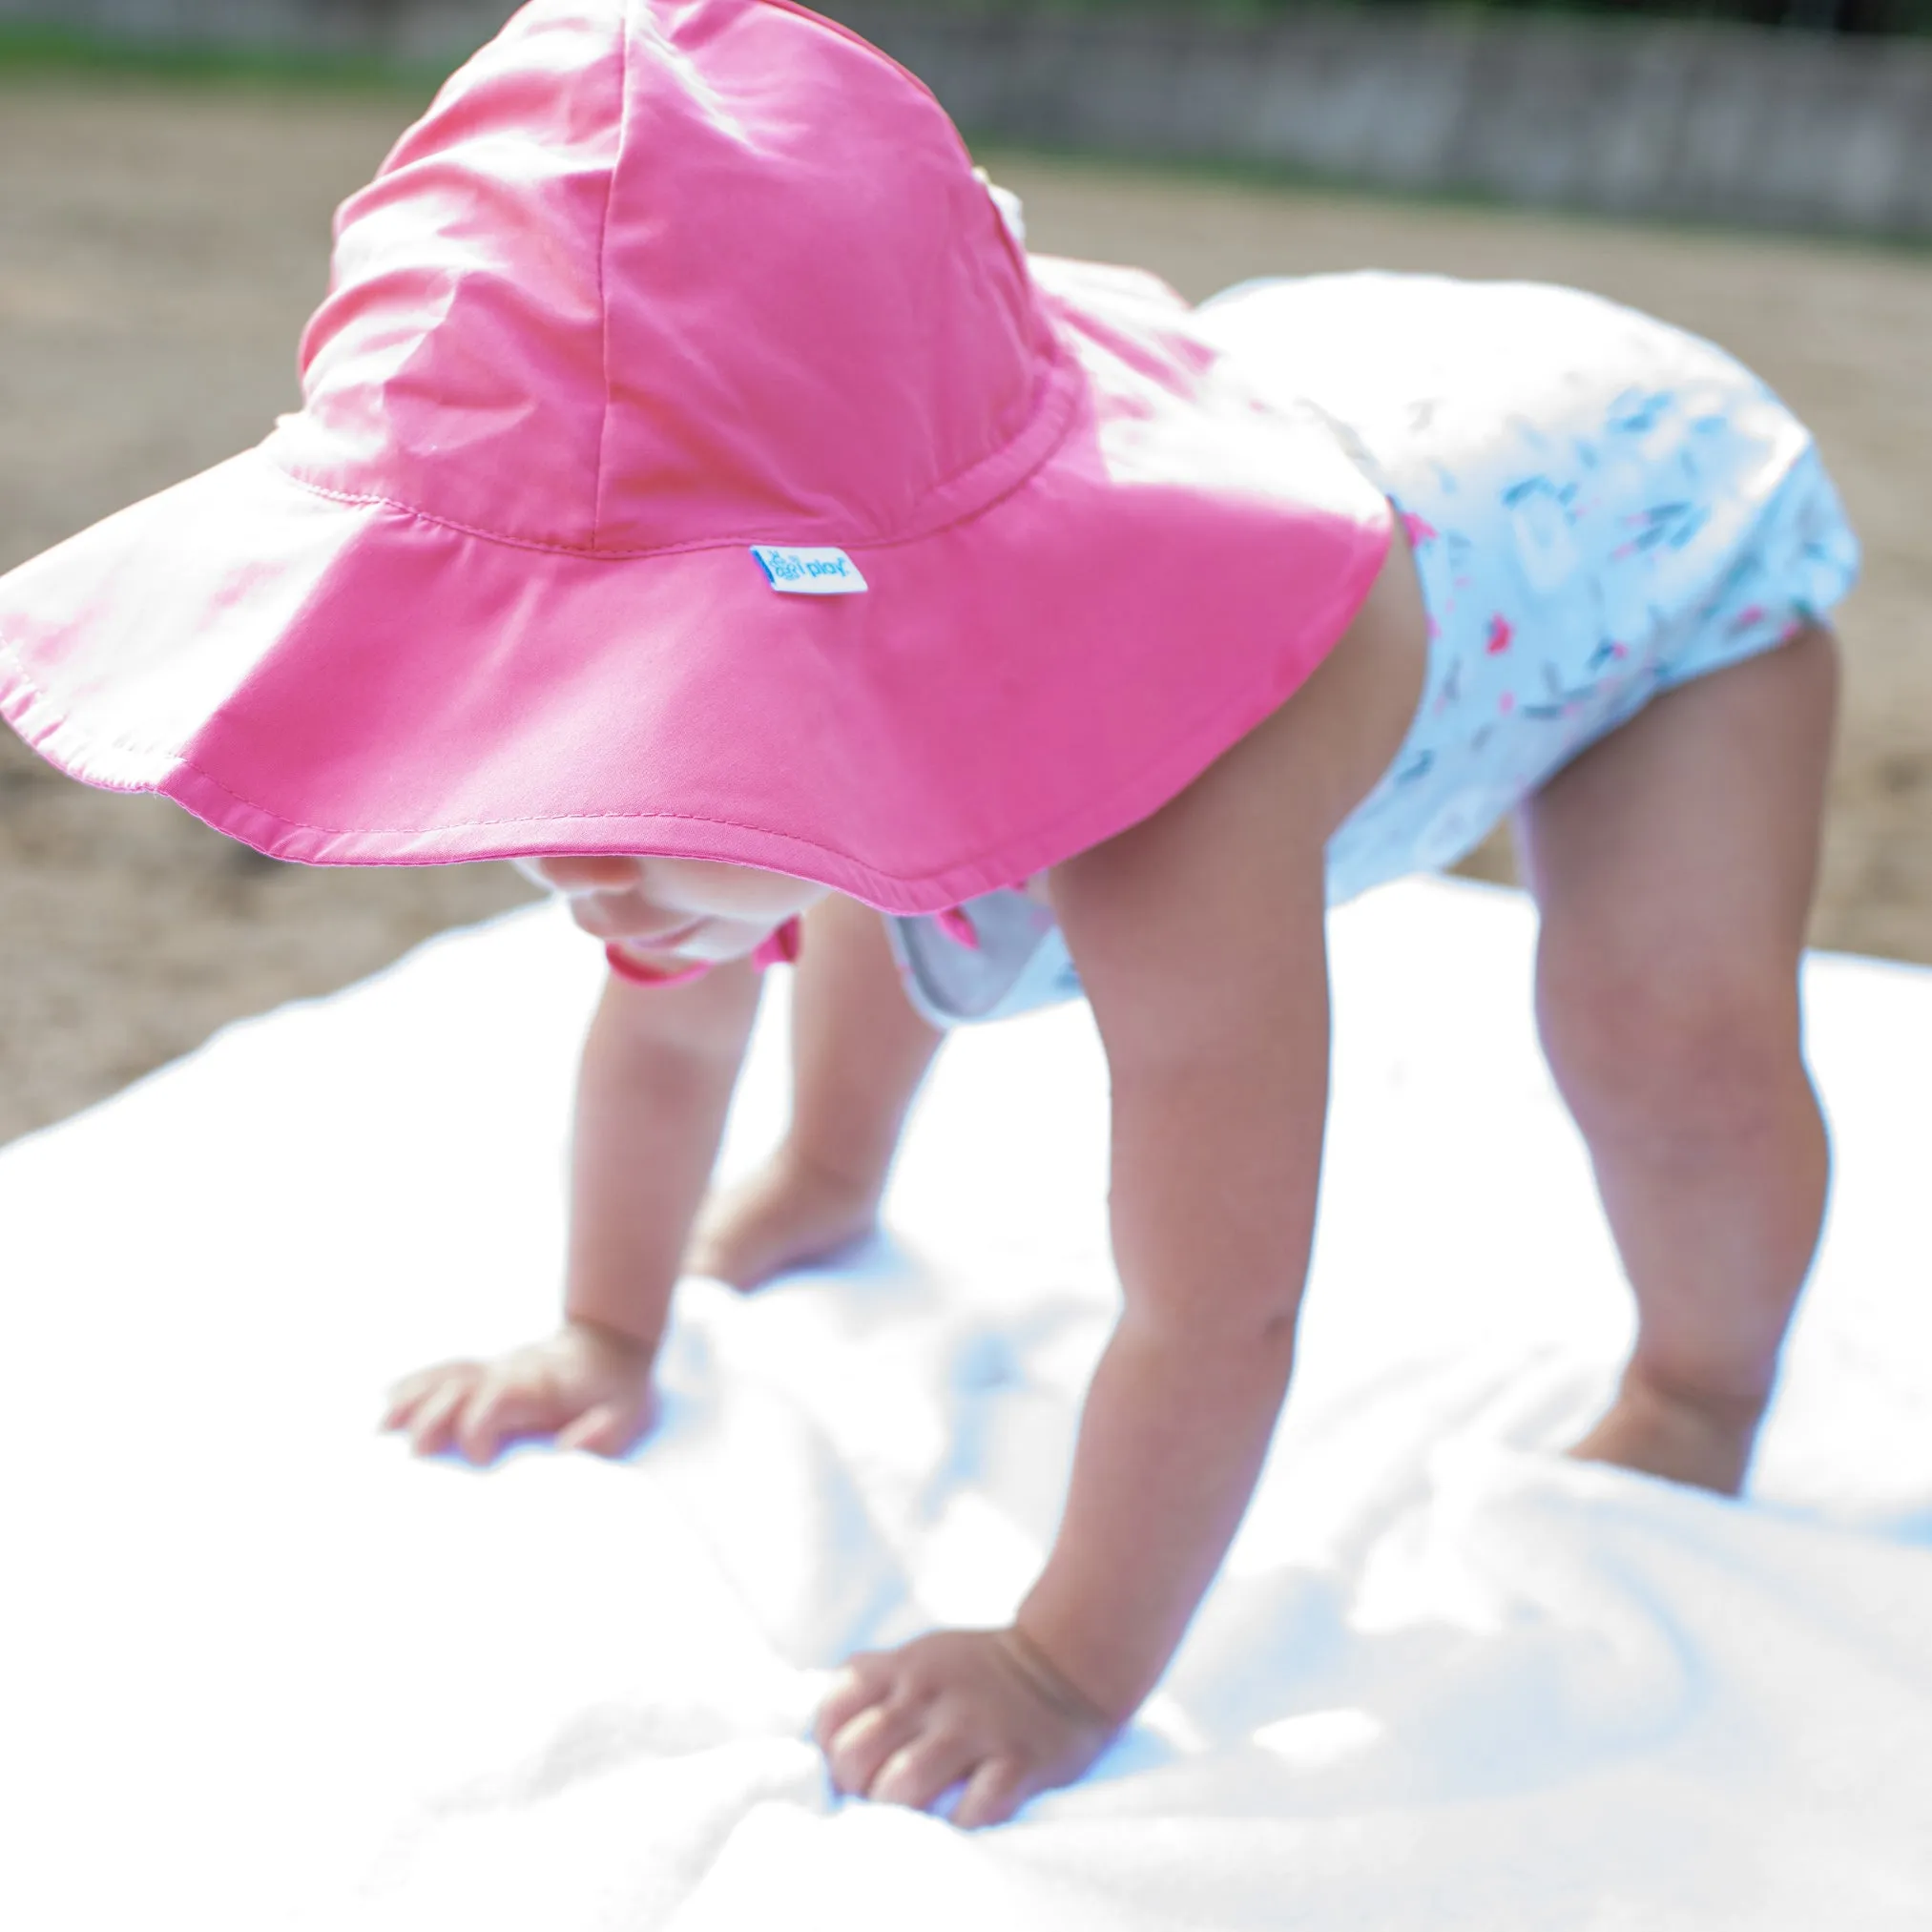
[0,262,1391,915]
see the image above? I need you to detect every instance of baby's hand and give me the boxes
[383,1319,658,1465]
[816,1627,1120,1829]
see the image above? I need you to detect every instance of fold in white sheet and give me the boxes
[2,878,1927,1929]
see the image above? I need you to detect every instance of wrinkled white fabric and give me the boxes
[2,877,1927,1929]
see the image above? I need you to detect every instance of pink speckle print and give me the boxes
[1499,691,1516,716]
[1486,614,1514,654]
[1402,511,1439,548]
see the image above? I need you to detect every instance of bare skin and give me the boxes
[686,893,945,1289]
[386,522,1426,1821]
[734,632,1843,1808]
[386,852,821,1462]
[385,534,1839,1825]
[1520,622,1839,1493]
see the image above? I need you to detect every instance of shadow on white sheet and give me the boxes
[1,877,1926,1929]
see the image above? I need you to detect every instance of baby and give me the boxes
[0,0,1855,1832]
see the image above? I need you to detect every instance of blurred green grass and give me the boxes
[0,23,439,92]
[883,0,1927,32]
[3,15,1923,264]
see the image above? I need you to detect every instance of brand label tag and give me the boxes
[750,546,868,595]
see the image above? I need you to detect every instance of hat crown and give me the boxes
[274,0,1056,554]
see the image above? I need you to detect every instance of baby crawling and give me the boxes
[386,494,1842,1822]
[0,0,1854,1839]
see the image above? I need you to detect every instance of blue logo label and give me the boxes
[750,546,869,596]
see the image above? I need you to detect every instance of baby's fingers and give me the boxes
[555,1393,654,1458]
[815,1655,891,1753]
[400,1370,483,1457]
[823,1696,923,1800]
[453,1372,558,1465]
[951,1755,1031,1831]
[382,1361,472,1432]
[869,1730,982,1815]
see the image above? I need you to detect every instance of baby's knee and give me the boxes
[1536,949,1804,1150]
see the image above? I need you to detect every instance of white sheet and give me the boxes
[2,876,1928,1928]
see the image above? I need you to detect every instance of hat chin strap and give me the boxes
[604,915,803,988]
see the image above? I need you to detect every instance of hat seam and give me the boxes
[589,4,628,550]
[262,355,1082,561]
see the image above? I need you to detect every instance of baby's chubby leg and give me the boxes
[687,894,945,1289]
[1517,624,1839,1494]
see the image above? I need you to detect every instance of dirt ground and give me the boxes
[3,73,1930,1144]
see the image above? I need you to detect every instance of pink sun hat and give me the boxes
[0,0,1391,915]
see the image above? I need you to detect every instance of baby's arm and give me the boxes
[1011,779,1330,1715]
[818,693,1339,1825]
[384,959,762,1462]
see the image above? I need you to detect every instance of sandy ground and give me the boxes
[3,72,1930,1143]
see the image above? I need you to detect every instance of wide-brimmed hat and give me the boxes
[0,0,1391,915]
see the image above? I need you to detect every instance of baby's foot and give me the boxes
[686,1149,883,1292]
[1566,1370,1763,1497]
